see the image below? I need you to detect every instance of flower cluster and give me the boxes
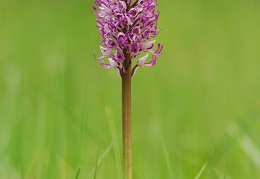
[93,0,163,76]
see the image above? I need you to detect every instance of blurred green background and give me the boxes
[1,0,260,178]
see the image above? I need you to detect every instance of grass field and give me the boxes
[1,0,260,178]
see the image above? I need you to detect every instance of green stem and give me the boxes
[122,53,132,179]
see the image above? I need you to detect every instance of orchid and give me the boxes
[92,1,163,178]
[93,0,163,76]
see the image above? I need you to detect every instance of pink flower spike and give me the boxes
[93,0,163,77]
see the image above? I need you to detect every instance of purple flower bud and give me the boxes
[93,0,163,76]
[140,14,150,26]
[105,38,117,49]
[129,8,138,18]
[132,26,141,35]
[114,48,125,62]
[117,1,127,12]
[117,32,128,49]
[130,43,141,55]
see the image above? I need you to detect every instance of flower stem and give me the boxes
[122,53,132,179]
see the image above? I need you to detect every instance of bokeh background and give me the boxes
[1,0,260,178]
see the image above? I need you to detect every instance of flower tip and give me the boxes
[94,52,99,60]
[137,53,149,67]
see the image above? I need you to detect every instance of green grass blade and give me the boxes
[161,136,173,179]
[88,142,113,179]
[106,106,122,178]
[194,162,207,179]
[75,167,81,179]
